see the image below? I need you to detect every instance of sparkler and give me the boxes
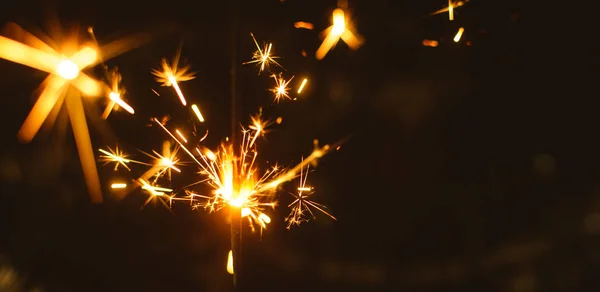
[315,1,364,60]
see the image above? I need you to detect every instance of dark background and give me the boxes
[1,0,600,291]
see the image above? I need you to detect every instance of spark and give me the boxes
[315,6,364,60]
[243,33,281,74]
[111,183,127,189]
[152,51,195,106]
[453,27,465,42]
[270,74,294,102]
[285,162,336,229]
[294,22,314,30]
[297,78,308,94]
[191,104,205,122]
[102,67,134,119]
[448,0,454,20]
[99,146,133,171]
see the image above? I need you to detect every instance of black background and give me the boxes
[1,0,600,291]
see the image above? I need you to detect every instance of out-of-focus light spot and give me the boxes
[453,27,464,42]
[301,50,307,57]
[422,39,438,47]
[466,41,472,46]
[227,250,234,274]
[294,22,314,30]
[276,117,283,124]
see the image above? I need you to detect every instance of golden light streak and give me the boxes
[430,0,468,16]
[270,74,294,102]
[227,250,234,274]
[152,52,195,106]
[191,104,205,122]
[243,33,281,74]
[294,22,314,30]
[175,129,188,143]
[109,92,134,114]
[111,183,127,189]
[454,27,465,42]
[297,78,308,94]
[315,7,364,60]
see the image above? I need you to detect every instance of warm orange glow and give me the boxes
[422,39,439,47]
[56,59,80,80]
[227,250,234,274]
[315,7,364,60]
[294,21,314,30]
[152,53,195,106]
[448,0,454,20]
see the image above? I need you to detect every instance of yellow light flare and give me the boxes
[111,183,127,189]
[152,52,195,106]
[297,78,308,94]
[270,74,294,102]
[136,140,182,186]
[0,22,144,203]
[454,27,465,42]
[243,33,281,74]
[430,0,469,17]
[294,21,314,30]
[191,104,205,122]
[285,162,336,229]
[422,39,439,47]
[315,7,364,60]
[227,250,234,274]
[175,129,188,143]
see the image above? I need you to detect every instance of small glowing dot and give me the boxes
[276,117,283,124]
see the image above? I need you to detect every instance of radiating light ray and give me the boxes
[297,78,308,94]
[430,0,469,17]
[227,250,234,274]
[243,33,281,74]
[176,129,188,143]
[152,51,195,106]
[270,73,294,102]
[191,104,205,122]
[285,161,336,229]
[454,27,465,42]
[316,6,364,60]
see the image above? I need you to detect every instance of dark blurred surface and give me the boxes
[1,0,600,291]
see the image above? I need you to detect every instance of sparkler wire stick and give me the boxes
[230,0,242,288]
